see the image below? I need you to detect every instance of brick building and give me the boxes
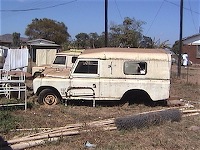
[182,33,200,64]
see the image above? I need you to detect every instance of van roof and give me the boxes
[79,47,170,61]
[56,51,82,56]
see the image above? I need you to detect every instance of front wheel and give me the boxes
[38,89,60,105]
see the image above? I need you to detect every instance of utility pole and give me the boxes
[178,0,183,77]
[105,0,108,47]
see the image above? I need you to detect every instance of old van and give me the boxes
[33,48,171,106]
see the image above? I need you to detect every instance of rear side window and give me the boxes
[53,56,66,65]
[124,61,147,75]
[74,60,98,74]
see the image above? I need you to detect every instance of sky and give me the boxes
[0,0,200,46]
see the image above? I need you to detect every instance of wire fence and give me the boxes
[171,64,200,85]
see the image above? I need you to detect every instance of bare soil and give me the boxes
[1,64,200,150]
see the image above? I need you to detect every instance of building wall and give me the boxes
[182,45,200,64]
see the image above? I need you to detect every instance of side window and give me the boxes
[53,56,66,65]
[74,60,98,74]
[124,61,147,75]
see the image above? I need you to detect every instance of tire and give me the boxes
[38,89,60,105]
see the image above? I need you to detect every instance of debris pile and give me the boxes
[3,108,200,150]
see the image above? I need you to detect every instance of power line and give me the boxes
[164,0,200,15]
[0,0,78,12]
[145,0,165,36]
[25,0,47,8]
[188,0,198,32]
[114,0,123,21]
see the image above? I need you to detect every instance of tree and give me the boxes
[151,38,171,49]
[96,32,106,48]
[157,40,171,49]
[75,33,89,49]
[12,32,21,48]
[172,41,179,54]
[139,36,153,48]
[89,32,99,48]
[109,24,122,47]
[25,18,70,45]
[109,17,145,48]
[140,36,170,49]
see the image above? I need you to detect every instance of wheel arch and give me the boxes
[120,89,153,105]
[36,86,62,99]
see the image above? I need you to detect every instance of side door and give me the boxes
[67,59,100,100]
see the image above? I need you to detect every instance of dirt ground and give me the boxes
[1,64,200,150]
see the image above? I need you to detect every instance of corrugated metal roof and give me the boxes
[182,33,200,45]
[28,43,60,47]
[182,33,200,41]
[27,39,55,44]
[27,39,60,47]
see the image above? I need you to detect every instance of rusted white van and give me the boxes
[32,50,83,77]
[33,48,171,106]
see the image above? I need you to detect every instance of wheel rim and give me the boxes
[43,94,58,105]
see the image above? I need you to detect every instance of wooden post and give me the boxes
[178,0,183,77]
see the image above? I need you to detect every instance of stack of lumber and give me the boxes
[5,108,200,150]
[8,118,116,150]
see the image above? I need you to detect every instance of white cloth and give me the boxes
[182,53,188,66]
[3,48,29,71]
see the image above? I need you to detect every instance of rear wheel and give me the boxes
[38,89,60,105]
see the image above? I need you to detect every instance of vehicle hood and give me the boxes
[41,68,71,78]
[38,64,52,67]
[37,64,66,69]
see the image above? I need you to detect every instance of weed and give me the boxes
[0,111,19,133]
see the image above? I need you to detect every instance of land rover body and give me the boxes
[33,48,172,106]
[32,50,82,77]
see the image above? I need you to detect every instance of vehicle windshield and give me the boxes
[53,56,66,65]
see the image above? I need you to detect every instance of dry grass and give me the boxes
[1,65,200,150]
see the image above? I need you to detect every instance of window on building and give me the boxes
[197,46,200,58]
[74,60,98,74]
[124,61,147,75]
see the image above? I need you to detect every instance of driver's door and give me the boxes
[67,59,100,100]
